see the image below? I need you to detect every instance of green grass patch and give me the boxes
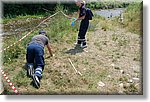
[121,2,143,35]
[3,15,44,24]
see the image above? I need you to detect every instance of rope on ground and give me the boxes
[68,58,82,76]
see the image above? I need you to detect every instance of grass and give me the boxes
[120,2,143,35]
[112,34,129,47]
[12,70,30,87]
[3,15,44,24]
[94,2,142,35]
[94,14,121,32]
[2,4,142,95]
[2,4,79,65]
[2,5,87,94]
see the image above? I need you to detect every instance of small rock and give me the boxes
[123,83,130,89]
[132,77,140,82]
[119,83,124,88]
[97,81,105,87]
[120,70,125,74]
[60,71,66,76]
[128,79,133,83]
[84,50,88,52]
[107,75,111,78]
[79,55,81,57]
[111,63,115,67]
[123,83,131,89]
[126,83,130,87]
[83,68,86,71]
[126,74,130,76]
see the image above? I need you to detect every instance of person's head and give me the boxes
[75,0,85,7]
[39,30,50,39]
[39,30,46,35]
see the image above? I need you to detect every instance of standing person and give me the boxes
[26,30,53,89]
[74,0,89,48]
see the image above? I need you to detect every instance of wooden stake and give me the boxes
[68,58,82,76]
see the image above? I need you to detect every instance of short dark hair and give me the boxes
[39,30,46,35]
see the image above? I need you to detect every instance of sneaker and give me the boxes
[32,74,40,89]
[27,65,34,78]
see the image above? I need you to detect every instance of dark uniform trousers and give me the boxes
[26,42,44,79]
[78,19,89,45]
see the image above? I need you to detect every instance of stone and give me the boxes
[97,81,105,87]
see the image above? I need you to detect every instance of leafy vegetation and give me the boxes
[122,2,143,35]
[3,3,78,18]
[3,1,130,19]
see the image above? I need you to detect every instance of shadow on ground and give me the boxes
[65,45,84,55]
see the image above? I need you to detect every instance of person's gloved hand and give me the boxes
[71,21,75,26]
[71,18,77,26]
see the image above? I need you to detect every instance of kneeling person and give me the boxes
[26,30,53,89]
